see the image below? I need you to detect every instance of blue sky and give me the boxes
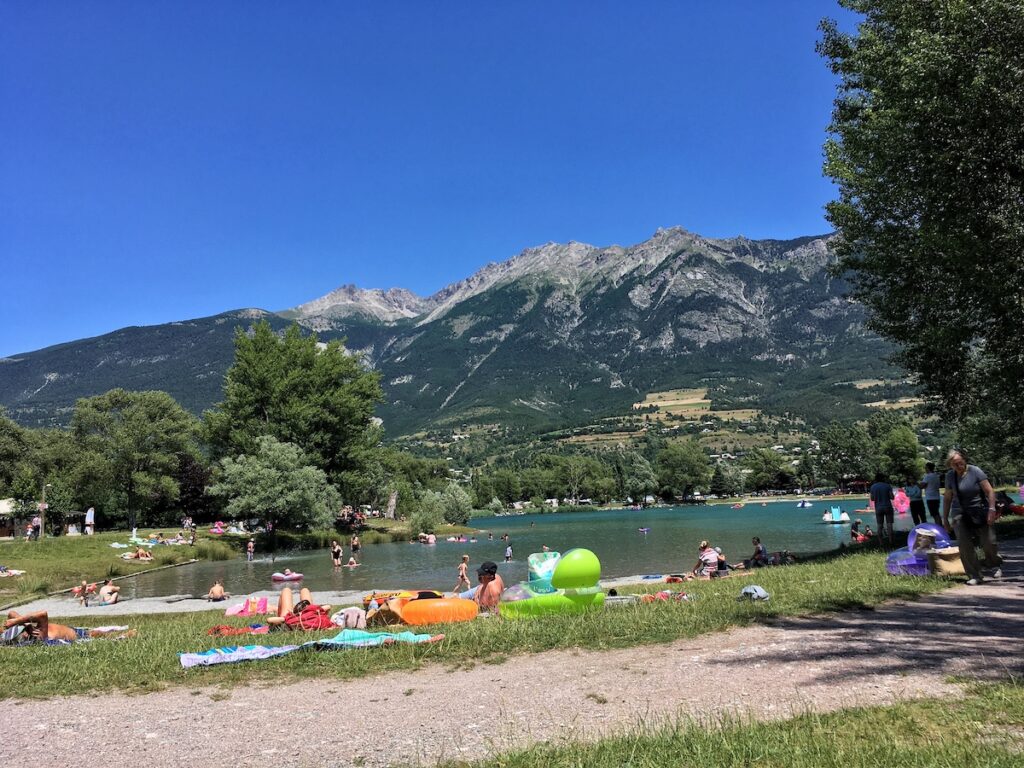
[0,1,855,357]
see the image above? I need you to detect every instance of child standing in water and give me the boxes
[454,554,471,595]
[246,539,255,562]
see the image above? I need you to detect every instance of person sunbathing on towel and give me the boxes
[132,546,153,561]
[4,610,90,643]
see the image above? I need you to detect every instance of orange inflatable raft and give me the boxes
[366,591,478,626]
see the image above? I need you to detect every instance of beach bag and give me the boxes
[284,604,334,631]
[929,547,966,576]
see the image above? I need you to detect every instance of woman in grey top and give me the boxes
[942,449,1001,585]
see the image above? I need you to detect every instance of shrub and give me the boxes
[409,491,444,534]
[195,540,235,561]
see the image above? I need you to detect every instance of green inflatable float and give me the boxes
[499,548,606,619]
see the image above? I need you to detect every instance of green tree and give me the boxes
[879,426,924,483]
[205,322,384,501]
[795,452,820,491]
[817,422,874,488]
[72,389,200,530]
[440,482,473,526]
[820,1,1024,455]
[866,411,911,444]
[409,490,444,534]
[623,452,658,504]
[208,436,340,530]
[742,449,795,492]
[656,440,710,499]
[709,464,730,497]
[0,410,28,495]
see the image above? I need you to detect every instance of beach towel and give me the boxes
[179,629,443,669]
[207,624,269,637]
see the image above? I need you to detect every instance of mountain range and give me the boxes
[0,227,895,434]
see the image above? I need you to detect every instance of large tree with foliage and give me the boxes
[206,322,384,500]
[879,425,924,483]
[655,440,710,499]
[818,421,875,488]
[208,436,340,530]
[820,1,1024,463]
[741,449,795,492]
[72,389,200,529]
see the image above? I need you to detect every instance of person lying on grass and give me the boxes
[2,610,134,644]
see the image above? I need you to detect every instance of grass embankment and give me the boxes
[0,549,955,699]
[446,682,1024,768]
[0,532,235,605]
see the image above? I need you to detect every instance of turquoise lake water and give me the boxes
[124,499,908,599]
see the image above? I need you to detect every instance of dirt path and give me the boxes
[8,543,1024,768]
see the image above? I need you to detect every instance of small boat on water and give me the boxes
[822,506,851,524]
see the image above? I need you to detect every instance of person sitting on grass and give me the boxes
[745,537,769,568]
[98,579,120,605]
[473,561,505,613]
[131,546,153,561]
[205,579,229,601]
[692,541,719,578]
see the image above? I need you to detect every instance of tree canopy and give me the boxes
[820,0,1024,461]
[205,321,384,500]
[72,389,200,529]
[208,436,340,530]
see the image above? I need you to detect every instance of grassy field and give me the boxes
[446,681,1024,768]
[0,531,236,605]
[0,549,957,699]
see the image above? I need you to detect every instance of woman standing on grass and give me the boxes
[942,449,1001,586]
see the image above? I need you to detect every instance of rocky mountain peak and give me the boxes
[288,284,430,325]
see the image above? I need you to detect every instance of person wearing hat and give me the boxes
[474,561,505,613]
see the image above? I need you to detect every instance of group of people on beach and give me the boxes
[688,536,781,579]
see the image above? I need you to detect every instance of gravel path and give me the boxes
[8,544,1024,768]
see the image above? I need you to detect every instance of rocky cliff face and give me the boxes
[0,228,885,433]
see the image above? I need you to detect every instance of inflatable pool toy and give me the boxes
[796,500,813,508]
[366,590,477,626]
[271,571,304,582]
[399,597,478,625]
[886,547,930,576]
[731,503,744,509]
[886,524,952,576]
[500,548,605,620]
[893,489,910,515]
[908,523,951,551]
[71,582,98,597]
[822,506,850,524]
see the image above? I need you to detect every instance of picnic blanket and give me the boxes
[179,629,444,669]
